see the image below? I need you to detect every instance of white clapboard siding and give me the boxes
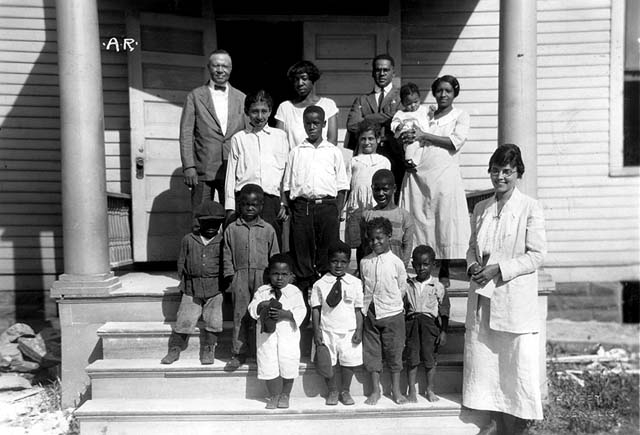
[401,0,500,193]
[537,0,640,280]
[0,0,129,283]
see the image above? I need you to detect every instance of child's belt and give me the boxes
[295,196,336,205]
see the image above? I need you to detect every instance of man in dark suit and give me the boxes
[346,54,403,197]
[180,49,246,210]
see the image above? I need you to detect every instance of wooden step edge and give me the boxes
[75,395,467,419]
[86,354,464,375]
[98,321,465,336]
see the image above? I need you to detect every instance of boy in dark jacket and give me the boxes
[161,200,226,365]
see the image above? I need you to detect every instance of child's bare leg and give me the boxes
[391,371,407,404]
[425,366,439,402]
[339,365,356,405]
[325,365,339,405]
[407,365,418,402]
[365,371,381,405]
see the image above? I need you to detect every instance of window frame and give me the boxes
[610,0,640,176]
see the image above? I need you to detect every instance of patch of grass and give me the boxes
[36,378,79,435]
[531,364,639,434]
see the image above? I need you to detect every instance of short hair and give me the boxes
[239,183,264,200]
[328,240,351,261]
[357,119,381,138]
[287,60,321,83]
[400,82,420,101]
[412,245,436,263]
[372,54,395,68]
[269,253,293,270]
[431,75,460,97]
[489,144,525,178]
[371,168,395,185]
[244,89,273,113]
[208,49,231,59]
[366,216,393,238]
[303,105,325,121]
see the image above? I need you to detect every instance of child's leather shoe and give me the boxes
[325,390,339,406]
[277,393,290,409]
[200,344,215,365]
[265,395,279,409]
[339,391,355,405]
[161,347,181,364]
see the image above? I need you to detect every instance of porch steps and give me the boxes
[97,320,466,359]
[76,395,486,435]
[86,354,464,400]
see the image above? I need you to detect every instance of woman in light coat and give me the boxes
[463,144,547,435]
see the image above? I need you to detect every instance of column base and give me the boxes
[51,272,121,298]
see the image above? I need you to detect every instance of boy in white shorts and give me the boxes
[311,241,364,406]
[248,254,307,410]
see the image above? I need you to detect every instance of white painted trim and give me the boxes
[609,0,639,176]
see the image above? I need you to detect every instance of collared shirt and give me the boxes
[362,207,415,267]
[208,82,228,135]
[177,232,223,299]
[360,250,407,319]
[374,83,394,111]
[283,139,349,200]
[310,272,363,333]
[405,276,450,319]
[247,283,307,328]
[224,125,289,210]
[222,217,279,277]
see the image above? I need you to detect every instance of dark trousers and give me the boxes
[377,141,405,203]
[289,198,340,281]
[191,180,225,210]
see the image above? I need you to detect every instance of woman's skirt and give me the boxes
[462,294,544,420]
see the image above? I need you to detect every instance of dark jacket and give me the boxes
[345,87,402,155]
[179,82,247,181]
[177,232,223,298]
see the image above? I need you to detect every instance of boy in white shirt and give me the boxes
[283,105,349,295]
[224,90,289,247]
[360,217,408,405]
[311,241,363,406]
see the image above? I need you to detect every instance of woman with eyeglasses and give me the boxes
[398,75,471,288]
[463,144,547,435]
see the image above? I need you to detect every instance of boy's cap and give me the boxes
[194,200,225,220]
[315,343,333,378]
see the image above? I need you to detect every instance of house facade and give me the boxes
[0,0,638,409]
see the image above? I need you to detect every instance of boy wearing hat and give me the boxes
[310,241,363,406]
[161,199,226,365]
[223,184,279,370]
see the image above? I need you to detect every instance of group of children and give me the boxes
[162,88,450,409]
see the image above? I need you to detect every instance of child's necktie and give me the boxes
[325,276,342,307]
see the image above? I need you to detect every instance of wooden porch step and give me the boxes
[98,321,466,360]
[75,394,487,435]
[86,355,464,400]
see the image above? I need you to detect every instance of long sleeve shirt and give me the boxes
[223,217,279,277]
[360,250,408,319]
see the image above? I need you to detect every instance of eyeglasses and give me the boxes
[489,168,517,177]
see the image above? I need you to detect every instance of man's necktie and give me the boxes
[377,89,385,113]
[325,276,342,308]
[214,84,226,91]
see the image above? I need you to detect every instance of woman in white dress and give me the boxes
[275,60,338,149]
[399,75,471,287]
[464,144,547,434]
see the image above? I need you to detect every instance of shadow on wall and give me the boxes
[0,0,61,331]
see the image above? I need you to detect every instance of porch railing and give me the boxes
[107,192,133,268]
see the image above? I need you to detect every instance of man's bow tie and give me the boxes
[213,84,226,91]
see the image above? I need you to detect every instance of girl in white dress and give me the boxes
[275,60,339,149]
[344,121,391,253]
[399,75,471,287]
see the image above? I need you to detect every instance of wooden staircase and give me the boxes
[73,271,487,434]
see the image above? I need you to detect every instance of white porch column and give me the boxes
[52,0,120,296]
[498,0,537,196]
